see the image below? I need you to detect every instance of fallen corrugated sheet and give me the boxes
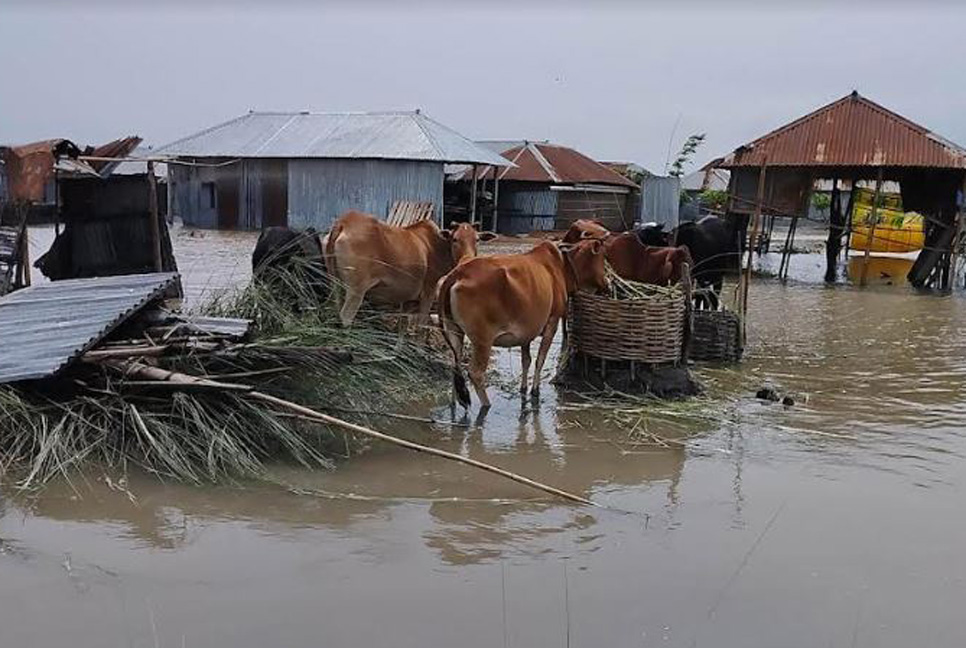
[0,272,180,384]
[155,111,511,166]
[718,91,966,169]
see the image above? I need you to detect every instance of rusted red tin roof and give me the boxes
[471,142,638,188]
[0,139,82,203]
[717,92,966,170]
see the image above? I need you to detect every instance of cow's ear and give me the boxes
[478,231,498,242]
[590,239,604,254]
[440,229,454,241]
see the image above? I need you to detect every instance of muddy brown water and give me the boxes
[5,224,966,647]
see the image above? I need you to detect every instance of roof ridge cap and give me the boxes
[528,142,561,182]
[411,112,445,159]
[156,112,255,153]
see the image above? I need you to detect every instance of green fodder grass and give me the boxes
[558,387,731,448]
[0,387,335,489]
[200,261,449,409]
[0,265,449,489]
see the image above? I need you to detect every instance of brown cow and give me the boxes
[326,210,495,327]
[561,218,609,243]
[563,221,693,286]
[438,239,608,409]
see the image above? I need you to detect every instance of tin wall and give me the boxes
[287,159,443,231]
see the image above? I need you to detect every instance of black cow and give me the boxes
[252,226,329,302]
[637,216,741,309]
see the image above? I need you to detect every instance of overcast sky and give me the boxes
[2,2,964,174]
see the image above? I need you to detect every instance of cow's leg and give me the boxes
[468,341,493,409]
[711,277,723,310]
[444,327,466,405]
[551,317,570,385]
[520,343,532,395]
[414,292,435,343]
[531,318,560,396]
[339,280,374,327]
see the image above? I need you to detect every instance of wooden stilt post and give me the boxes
[147,161,163,273]
[493,173,500,234]
[54,167,61,237]
[740,157,767,346]
[19,223,30,288]
[843,179,856,263]
[779,216,798,281]
[825,178,842,283]
[947,175,966,291]
[860,167,884,287]
[470,164,479,226]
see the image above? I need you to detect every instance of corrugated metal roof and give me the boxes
[471,142,639,188]
[0,273,179,384]
[89,136,142,176]
[109,146,166,177]
[155,111,510,166]
[718,91,966,169]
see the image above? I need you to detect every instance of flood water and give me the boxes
[5,224,966,647]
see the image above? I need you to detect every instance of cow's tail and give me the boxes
[437,273,471,408]
[325,221,344,304]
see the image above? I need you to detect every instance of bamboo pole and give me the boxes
[147,161,163,272]
[102,360,593,506]
[740,157,768,346]
[859,167,884,287]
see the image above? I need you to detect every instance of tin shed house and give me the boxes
[156,111,508,230]
[455,141,639,234]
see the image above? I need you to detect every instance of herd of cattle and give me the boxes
[252,212,741,409]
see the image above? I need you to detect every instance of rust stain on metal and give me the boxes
[718,92,966,170]
[0,139,81,203]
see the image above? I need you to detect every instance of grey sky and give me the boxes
[2,3,964,174]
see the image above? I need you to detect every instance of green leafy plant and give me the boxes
[668,133,706,178]
[812,193,831,210]
[699,189,728,210]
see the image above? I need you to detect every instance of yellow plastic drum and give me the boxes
[849,207,924,254]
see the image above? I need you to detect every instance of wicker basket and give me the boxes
[569,290,687,364]
[690,309,742,362]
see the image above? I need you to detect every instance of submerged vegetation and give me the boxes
[0,265,448,489]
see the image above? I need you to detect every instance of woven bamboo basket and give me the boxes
[569,289,687,364]
[690,309,742,362]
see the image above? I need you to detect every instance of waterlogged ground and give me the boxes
[4,224,966,647]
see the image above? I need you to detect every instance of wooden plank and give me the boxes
[387,201,434,228]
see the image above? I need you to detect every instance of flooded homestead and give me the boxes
[3,224,966,648]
